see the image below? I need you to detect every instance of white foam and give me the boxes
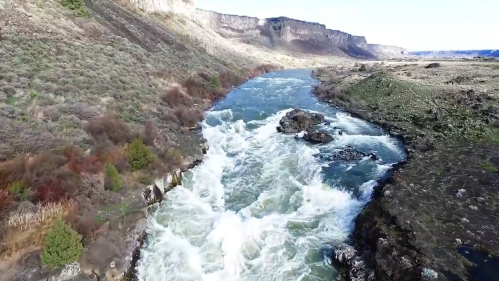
[138,103,403,280]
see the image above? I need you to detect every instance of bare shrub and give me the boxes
[0,190,11,211]
[313,84,354,104]
[174,106,204,127]
[92,144,128,172]
[84,114,137,145]
[184,76,209,101]
[142,120,158,146]
[255,64,279,74]
[160,86,193,107]
[197,72,211,82]
[219,71,246,89]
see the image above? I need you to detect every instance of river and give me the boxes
[137,69,406,281]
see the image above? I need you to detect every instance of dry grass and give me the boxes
[1,200,72,259]
[7,201,70,231]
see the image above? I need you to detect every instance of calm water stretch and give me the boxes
[137,69,406,281]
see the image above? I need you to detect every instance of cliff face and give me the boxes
[128,0,405,59]
[129,0,195,17]
[194,13,377,58]
[368,44,408,59]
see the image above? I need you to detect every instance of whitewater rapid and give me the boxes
[137,70,405,281]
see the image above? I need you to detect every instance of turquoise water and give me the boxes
[138,69,405,281]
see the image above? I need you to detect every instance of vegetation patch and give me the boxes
[105,164,123,192]
[481,161,498,172]
[126,138,153,171]
[60,0,89,17]
[41,219,83,267]
[8,181,31,201]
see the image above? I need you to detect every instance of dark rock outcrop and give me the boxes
[425,63,441,69]
[303,129,334,143]
[332,243,376,281]
[276,109,325,134]
[318,146,379,161]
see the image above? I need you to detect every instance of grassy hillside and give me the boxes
[0,0,287,279]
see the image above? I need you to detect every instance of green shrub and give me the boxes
[126,138,153,171]
[41,219,83,268]
[138,174,153,185]
[8,181,31,201]
[481,161,498,173]
[208,76,221,89]
[60,0,89,17]
[105,164,123,192]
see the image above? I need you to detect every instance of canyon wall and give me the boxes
[128,0,406,59]
[129,0,195,17]
[368,44,408,59]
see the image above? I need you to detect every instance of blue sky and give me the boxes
[195,0,499,51]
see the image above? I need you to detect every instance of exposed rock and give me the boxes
[192,10,380,58]
[318,147,379,161]
[421,268,439,280]
[368,44,407,59]
[17,200,38,213]
[303,129,334,143]
[129,0,195,17]
[276,109,325,134]
[332,243,375,281]
[79,211,147,281]
[425,63,441,69]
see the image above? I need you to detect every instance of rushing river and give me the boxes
[137,69,406,281]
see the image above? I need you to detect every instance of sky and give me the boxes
[195,0,499,51]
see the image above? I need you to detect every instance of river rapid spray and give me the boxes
[137,69,406,281]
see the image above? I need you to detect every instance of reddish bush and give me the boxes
[0,190,11,211]
[218,71,247,89]
[84,114,137,145]
[174,106,204,127]
[65,146,102,174]
[197,72,211,82]
[184,76,210,101]
[160,87,193,107]
[249,64,280,78]
[22,152,68,187]
[0,156,28,188]
[33,178,71,204]
[142,120,158,146]
[93,145,128,173]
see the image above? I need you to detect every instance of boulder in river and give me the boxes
[303,130,334,144]
[318,146,379,161]
[277,109,325,134]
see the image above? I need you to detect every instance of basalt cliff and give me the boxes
[128,0,405,59]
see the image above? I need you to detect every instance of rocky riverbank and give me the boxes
[313,61,499,281]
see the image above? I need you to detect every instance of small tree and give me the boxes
[126,138,153,171]
[41,219,83,267]
[105,164,123,192]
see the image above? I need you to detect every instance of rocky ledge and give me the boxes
[313,67,499,281]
